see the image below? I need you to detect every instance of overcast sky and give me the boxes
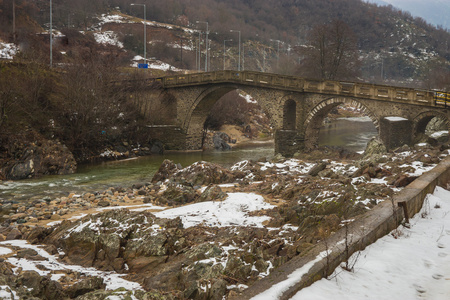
[365,0,450,29]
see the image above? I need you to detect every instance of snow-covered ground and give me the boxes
[0,41,18,60]
[0,239,142,291]
[93,31,124,48]
[154,192,274,228]
[251,186,450,300]
[130,55,180,71]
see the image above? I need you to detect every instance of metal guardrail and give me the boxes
[157,70,444,108]
[434,91,450,108]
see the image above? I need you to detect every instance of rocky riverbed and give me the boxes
[0,138,448,299]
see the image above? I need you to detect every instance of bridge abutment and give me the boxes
[380,117,413,150]
[275,130,305,157]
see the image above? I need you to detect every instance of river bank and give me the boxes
[0,138,448,299]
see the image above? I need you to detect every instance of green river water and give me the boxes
[0,117,377,202]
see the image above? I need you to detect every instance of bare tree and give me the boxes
[297,20,360,81]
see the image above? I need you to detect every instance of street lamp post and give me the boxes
[131,3,146,65]
[196,21,208,72]
[230,30,241,71]
[50,0,52,68]
[242,44,245,71]
[223,39,232,70]
[271,39,281,70]
[197,34,201,71]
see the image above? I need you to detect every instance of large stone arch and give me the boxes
[413,111,450,138]
[303,97,379,150]
[182,84,279,150]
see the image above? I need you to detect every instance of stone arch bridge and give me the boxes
[139,70,449,156]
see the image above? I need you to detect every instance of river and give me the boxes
[0,117,377,202]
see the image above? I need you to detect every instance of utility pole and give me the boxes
[50,0,53,68]
[242,44,245,71]
[196,38,199,71]
[270,39,281,71]
[223,39,232,70]
[13,0,16,43]
[230,30,241,71]
[180,38,183,69]
[131,4,147,65]
[198,32,202,71]
[196,21,208,72]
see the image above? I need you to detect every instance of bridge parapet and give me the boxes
[158,71,440,107]
[157,70,305,91]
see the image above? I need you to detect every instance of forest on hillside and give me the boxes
[1,0,450,84]
[8,0,445,52]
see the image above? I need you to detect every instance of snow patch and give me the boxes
[0,41,18,60]
[384,116,408,122]
[0,240,142,291]
[154,192,274,228]
[94,31,124,48]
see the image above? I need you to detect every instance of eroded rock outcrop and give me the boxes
[2,139,76,180]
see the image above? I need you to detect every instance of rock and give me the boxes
[152,159,180,183]
[142,196,154,203]
[50,214,61,221]
[413,133,437,146]
[224,256,252,281]
[271,153,285,163]
[393,174,418,187]
[435,132,449,143]
[199,186,227,203]
[132,183,145,190]
[3,138,76,180]
[151,140,165,154]
[213,132,231,151]
[97,200,110,207]
[363,138,387,158]
[317,169,334,178]
[7,159,34,180]
[18,270,43,295]
[17,248,38,258]
[65,277,105,298]
[169,161,235,186]
[209,279,227,300]
[157,184,198,205]
[308,162,327,176]
[6,229,22,240]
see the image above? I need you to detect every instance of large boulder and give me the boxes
[3,140,76,180]
[152,159,181,183]
[363,138,387,158]
[169,161,236,186]
[213,132,231,151]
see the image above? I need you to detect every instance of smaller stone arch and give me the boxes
[283,99,297,130]
[413,111,450,138]
[303,97,379,149]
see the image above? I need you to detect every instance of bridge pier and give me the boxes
[275,130,305,157]
[379,117,413,150]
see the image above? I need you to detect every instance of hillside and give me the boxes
[1,0,450,87]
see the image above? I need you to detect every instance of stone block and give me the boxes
[380,117,412,150]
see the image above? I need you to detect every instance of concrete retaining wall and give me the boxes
[234,156,450,300]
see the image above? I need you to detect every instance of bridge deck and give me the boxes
[157,70,449,108]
